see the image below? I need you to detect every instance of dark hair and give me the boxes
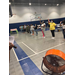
[62,20,65,24]
[51,20,54,22]
[42,21,44,22]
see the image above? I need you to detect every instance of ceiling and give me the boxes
[9,0,65,6]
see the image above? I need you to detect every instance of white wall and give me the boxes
[9,6,60,23]
[59,3,65,18]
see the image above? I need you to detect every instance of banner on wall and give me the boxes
[30,12,42,21]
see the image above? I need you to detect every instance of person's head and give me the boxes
[62,20,65,25]
[30,24,32,26]
[51,20,54,23]
[35,24,37,26]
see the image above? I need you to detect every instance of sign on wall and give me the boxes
[30,12,42,21]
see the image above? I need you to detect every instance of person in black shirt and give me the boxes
[34,24,38,36]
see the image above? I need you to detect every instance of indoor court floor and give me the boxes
[9,30,65,75]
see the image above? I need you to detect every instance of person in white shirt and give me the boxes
[23,25,26,33]
[40,19,46,38]
[30,24,34,35]
[60,20,65,40]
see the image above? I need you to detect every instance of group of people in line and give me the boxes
[19,19,46,37]
[9,19,65,61]
[19,19,65,40]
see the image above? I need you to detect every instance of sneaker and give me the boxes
[32,34,34,35]
[52,37,55,39]
[43,37,45,38]
[51,37,53,39]
[53,37,55,39]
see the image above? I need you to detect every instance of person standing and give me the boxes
[60,20,65,40]
[19,25,23,32]
[23,25,26,33]
[28,25,30,33]
[34,24,38,36]
[30,24,32,35]
[30,24,34,35]
[40,19,46,38]
[48,19,56,39]
[26,25,30,33]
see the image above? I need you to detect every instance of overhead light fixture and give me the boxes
[57,4,59,6]
[9,2,11,5]
[45,4,47,5]
[29,3,31,5]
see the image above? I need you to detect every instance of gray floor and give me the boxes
[9,30,65,75]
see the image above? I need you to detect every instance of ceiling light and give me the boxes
[29,3,31,5]
[57,4,59,6]
[45,4,47,5]
[9,2,11,5]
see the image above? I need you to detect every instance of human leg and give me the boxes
[32,30,33,35]
[30,30,32,34]
[33,30,34,35]
[51,30,55,39]
[36,29,38,36]
[63,29,65,39]
[35,29,38,36]
[42,28,45,37]
[43,28,45,36]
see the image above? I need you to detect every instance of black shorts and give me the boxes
[24,29,26,31]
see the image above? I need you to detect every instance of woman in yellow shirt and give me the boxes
[48,19,56,39]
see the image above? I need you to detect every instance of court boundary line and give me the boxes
[22,42,37,54]
[19,42,65,61]
[37,42,65,54]
[19,54,36,61]
[12,48,19,61]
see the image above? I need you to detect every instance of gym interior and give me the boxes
[9,0,65,75]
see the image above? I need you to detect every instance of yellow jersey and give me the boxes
[49,22,56,30]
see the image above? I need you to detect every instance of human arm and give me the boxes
[9,42,17,50]
[48,19,51,27]
[40,19,42,24]
[33,25,35,28]
[48,19,50,24]
[37,26,39,29]
[9,42,14,50]
[37,25,40,29]
[60,21,62,26]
